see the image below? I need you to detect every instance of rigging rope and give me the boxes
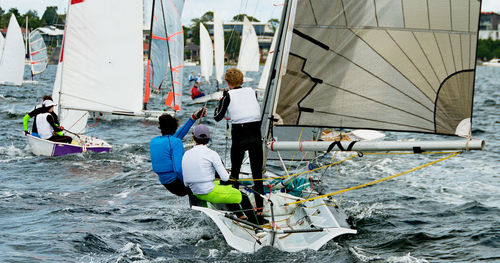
[284,151,462,206]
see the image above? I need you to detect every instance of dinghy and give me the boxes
[191,13,225,104]
[192,0,485,252]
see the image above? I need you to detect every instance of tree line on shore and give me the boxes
[477,39,500,61]
[0,6,64,30]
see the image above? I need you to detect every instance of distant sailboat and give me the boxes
[22,29,49,85]
[237,16,260,82]
[199,22,214,83]
[192,13,224,104]
[144,0,185,113]
[0,15,25,86]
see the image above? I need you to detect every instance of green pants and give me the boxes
[194,181,242,204]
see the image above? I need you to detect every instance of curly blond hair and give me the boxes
[224,68,243,87]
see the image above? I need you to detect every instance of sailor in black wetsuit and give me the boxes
[214,67,266,224]
[23,95,60,136]
[35,100,72,143]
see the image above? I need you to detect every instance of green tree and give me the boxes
[268,18,279,32]
[232,14,260,22]
[41,6,59,26]
[21,10,41,30]
[189,11,215,46]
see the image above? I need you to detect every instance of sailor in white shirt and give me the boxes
[182,125,262,224]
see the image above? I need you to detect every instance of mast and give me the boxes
[159,0,177,111]
[144,0,156,110]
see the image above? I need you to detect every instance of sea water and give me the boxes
[0,65,498,262]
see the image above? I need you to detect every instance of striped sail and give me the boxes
[0,30,4,59]
[146,0,185,111]
[29,30,48,75]
[58,0,144,114]
[272,0,480,136]
[199,22,213,82]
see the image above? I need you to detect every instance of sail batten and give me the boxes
[272,0,480,136]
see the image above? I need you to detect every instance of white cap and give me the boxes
[43,100,56,108]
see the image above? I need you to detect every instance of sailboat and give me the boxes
[0,14,25,86]
[191,0,485,252]
[91,0,185,121]
[24,0,152,156]
[237,16,260,83]
[199,22,213,84]
[22,29,49,85]
[192,13,225,104]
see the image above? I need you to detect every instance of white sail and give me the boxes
[0,15,25,86]
[237,16,260,74]
[270,0,481,137]
[28,30,48,75]
[58,0,144,114]
[214,13,225,84]
[0,31,5,59]
[199,22,213,83]
[257,30,278,98]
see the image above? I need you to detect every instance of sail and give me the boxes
[0,15,25,86]
[29,30,48,75]
[237,16,260,73]
[0,31,5,59]
[271,0,480,137]
[146,0,185,111]
[58,0,144,114]
[214,13,225,84]
[199,22,214,83]
[257,30,278,96]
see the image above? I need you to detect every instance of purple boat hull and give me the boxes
[53,144,84,156]
[87,147,111,154]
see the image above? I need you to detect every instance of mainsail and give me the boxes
[237,16,260,75]
[270,0,481,137]
[214,13,225,84]
[28,30,48,76]
[145,0,185,111]
[199,22,214,83]
[0,15,25,86]
[58,0,144,115]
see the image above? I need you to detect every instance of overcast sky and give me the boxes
[0,0,499,26]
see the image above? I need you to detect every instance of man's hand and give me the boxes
[192,107,207,120]
[24,131,29,135]
[59,126,65,130]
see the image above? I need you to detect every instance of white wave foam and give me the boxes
[349,246,381,262]
[387,252,429,263]
[0,144,28,161]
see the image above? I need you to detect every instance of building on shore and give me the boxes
[479,12,500,40]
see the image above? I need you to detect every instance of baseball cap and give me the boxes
[193,124,210,139]
[43,100,56,108]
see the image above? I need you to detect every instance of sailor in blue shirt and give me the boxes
[150,108,206,196]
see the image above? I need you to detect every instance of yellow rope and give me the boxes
[233,154,358,182]
[285,151,461,206]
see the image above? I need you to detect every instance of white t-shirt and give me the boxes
[227,87,260,124]
[182,145,230,195]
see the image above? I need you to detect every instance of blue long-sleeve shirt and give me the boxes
[150,118,195,184]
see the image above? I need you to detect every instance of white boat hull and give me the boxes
[190,91,223,104]
[26,134,111,157]
[192,193,356,252]
[89,110,172,121]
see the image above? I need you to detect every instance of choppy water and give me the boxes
[0,65,499,262]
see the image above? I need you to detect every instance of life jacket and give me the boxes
[35,113,53,139]
[227,87,260,124]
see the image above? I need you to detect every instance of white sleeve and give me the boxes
[211,151,229,181]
